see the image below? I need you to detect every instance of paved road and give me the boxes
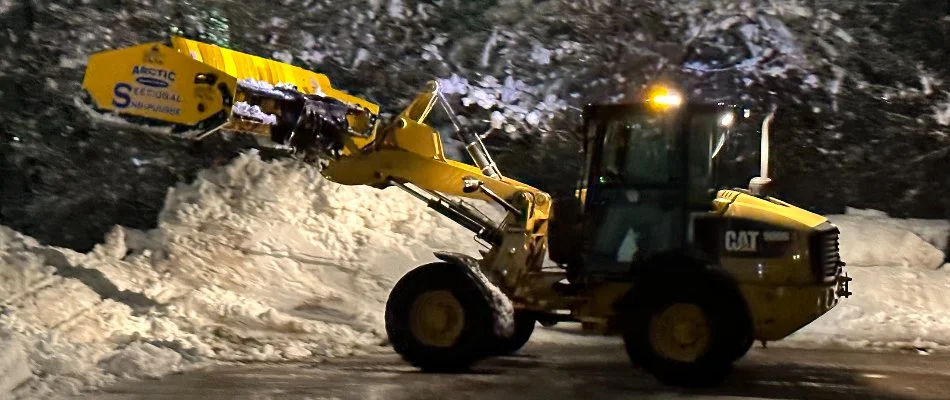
[82,335,950,400]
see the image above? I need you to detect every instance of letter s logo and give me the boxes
[112,83,132,108]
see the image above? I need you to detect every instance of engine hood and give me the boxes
[711,189,828,231]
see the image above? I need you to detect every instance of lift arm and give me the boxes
[80,37,554,293]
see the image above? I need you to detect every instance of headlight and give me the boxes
[719,112,735,127]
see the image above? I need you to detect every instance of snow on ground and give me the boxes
[772,208,949,350]
[784,266,950,351]
[0,331,32,400]
[1,153,949,399]
[0,153,494,399]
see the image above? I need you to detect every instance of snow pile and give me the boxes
[0,153,493,398]
[829,207,948,269]
[98,343,183,380]
[785,209,950,349]
[0,227,162,398]
[0,331,32,398]
[785,267,950,351]
[3,152,950,398]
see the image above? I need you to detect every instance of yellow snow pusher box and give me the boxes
[80,36,380,152]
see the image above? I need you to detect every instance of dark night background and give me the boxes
[1,0,948,251]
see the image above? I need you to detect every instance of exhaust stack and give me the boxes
[749,105,777,196]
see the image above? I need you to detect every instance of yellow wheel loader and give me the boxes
[78,37,852,387]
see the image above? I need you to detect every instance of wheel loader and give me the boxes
[78,37,852,386]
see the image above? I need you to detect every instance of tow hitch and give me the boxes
[836,272,853,298]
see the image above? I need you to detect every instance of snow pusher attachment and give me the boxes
[80,36,380,156]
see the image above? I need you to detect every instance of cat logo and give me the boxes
[143,45,164,65]
[725,230,760,252]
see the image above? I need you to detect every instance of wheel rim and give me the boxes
[648,303,711,363]
[409,290,465,347]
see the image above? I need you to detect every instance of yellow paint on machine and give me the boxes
[737,282,840,341]
[81,36,379,129]
[168,37,378,114]
[82,41,237,126]
[715,189,829,229]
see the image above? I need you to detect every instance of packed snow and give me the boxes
[0,154,948,399]
[781,208,950,350]
[784,266,950,351]
[831,207,948,269]
[0,332,31,399]
[231,101,278,125]
[235,78,297,101]
[0,153,494,399]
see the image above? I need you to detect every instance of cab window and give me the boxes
[599,118,680,185]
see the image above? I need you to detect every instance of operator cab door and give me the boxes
[579,104,729,281]
[581,105,689,280]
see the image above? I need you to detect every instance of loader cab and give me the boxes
[575,99,736,279]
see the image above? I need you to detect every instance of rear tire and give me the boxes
[729,329,754,362]
[385,262,497,371]
[622,283,742,387]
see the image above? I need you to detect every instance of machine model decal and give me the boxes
[724,229,791,253]
[762,230,791,242]
[724,230,760,252]
[694,216,793,258]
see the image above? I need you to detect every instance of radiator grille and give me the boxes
[810,225,842,282]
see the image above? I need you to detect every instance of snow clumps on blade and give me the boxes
[232,101,278,125]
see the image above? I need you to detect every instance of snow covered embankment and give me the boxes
[0,153,488,399]
[3,152,950,398]
[784,208,950,351]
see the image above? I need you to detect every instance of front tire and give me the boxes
[492,311,536,355]
[385,262,498,371]
[622,284,743,387]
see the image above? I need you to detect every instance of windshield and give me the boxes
[591,108,732,182]
[583,105,734,205]
[599,113,679,184]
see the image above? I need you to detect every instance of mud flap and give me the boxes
[433,251,515,338]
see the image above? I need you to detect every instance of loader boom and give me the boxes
[80,37,553,299]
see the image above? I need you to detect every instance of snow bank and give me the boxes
[829,207,948,269]
[784,266,950,351]
[98,343,183,380]
[0,332,32,399]
[0,153,492,399]
[3,153,950,399]
[783,209,950,349]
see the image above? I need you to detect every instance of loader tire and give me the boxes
[729,329,754,362]
[621,282,741,388]
[491,311,536,355]
[385,262,497,372]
